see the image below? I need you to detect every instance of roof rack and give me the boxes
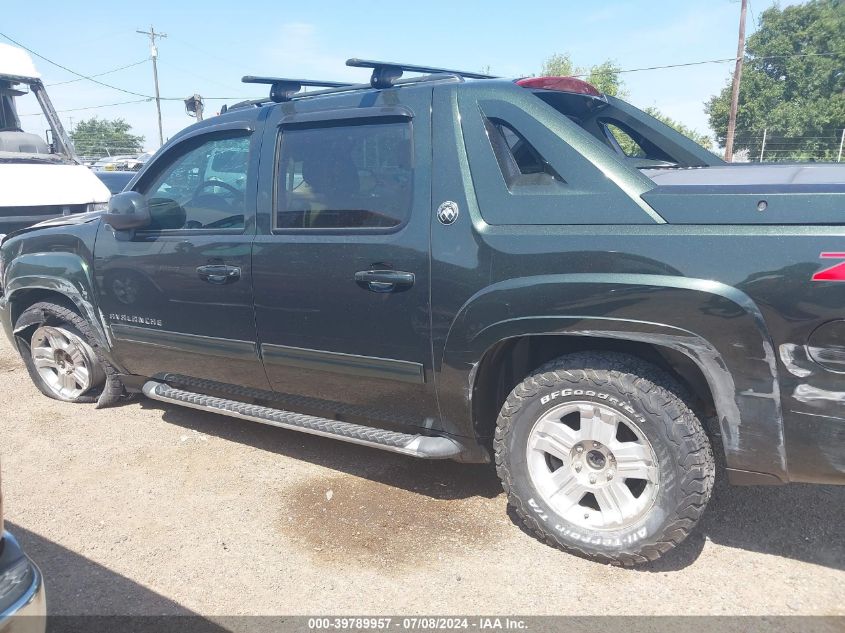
[346,58,497,89]
[241,76,354,103]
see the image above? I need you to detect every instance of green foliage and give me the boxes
[70,117,145,158]
[586,61,626,98]
[643,107,714,150]
[540,53,577,78]
[705,0,845,161]
[540,53,628,98]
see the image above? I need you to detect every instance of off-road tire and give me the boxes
[16,301,118,404]
[494,352,715,566]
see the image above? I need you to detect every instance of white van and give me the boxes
[0,43,110,234]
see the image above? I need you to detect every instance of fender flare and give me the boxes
[4,252,114,358]
[439,273,787,482]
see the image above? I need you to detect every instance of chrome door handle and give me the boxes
[354,269,415,293]
[197,264,241,285]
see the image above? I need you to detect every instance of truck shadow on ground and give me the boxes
[7,522,230,630]
[141,400,845,573]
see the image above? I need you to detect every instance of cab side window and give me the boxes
[143,135,250,231]
[484,117,564,189]
[604,122,647,157]
[599,119,674,162]
[275,122,413,230]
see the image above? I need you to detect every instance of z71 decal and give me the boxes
[812,253,845,282]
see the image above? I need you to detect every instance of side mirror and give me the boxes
[103,192,151,230]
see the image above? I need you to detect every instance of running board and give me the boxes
[142,381,464,459]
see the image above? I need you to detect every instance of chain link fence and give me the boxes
[732,129,845,162]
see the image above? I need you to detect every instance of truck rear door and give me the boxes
[251,89,439,431]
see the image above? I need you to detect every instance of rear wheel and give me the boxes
[495,352,715,566]
[16,301,109,403]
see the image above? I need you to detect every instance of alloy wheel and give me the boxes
[30,326,103,400]
[525,401,659,530]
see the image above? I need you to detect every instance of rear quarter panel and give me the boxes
[431,82,845,484]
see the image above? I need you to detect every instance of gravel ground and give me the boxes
[0,339,843,620]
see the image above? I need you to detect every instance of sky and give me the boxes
[5,0,803,153]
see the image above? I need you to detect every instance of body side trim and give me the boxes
[111,324,258,361]
[260,342,425,384]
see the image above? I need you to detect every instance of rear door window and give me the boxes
[275,122,413,230]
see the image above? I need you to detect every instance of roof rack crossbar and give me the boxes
[241,76,354,103]
[346,58,497,89]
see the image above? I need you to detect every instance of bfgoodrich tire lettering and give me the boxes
[494,352,715,566]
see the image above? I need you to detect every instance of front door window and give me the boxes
[144,135,250,231]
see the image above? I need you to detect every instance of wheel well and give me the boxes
[10,289,79,332]
[472,335,718,447]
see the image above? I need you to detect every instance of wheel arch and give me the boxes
[439,274,787,483]
[10,288,79,332]
[471,333,717,449]
[4,252,109,350]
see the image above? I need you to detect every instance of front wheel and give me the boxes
[495,352,715,566]
[17,302,108,402]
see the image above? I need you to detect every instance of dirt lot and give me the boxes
[0,338,843,619]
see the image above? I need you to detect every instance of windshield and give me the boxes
[0,79,71,163]
[0,89,22,132]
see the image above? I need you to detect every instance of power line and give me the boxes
[0,31,155,99]
[19,98,150,116]
[46,58,150,86]
[575,51,844,78]
[1,32,250,104]
[6,29,842,116]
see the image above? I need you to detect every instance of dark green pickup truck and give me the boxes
[1,60,844,566]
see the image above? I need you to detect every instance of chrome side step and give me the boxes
[142,380,465,459]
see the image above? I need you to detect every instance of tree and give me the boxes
[705,0,845,161]
[70,117,145,158]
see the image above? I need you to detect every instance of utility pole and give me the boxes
[137,25,167,148]
[838,128,844,163]
[724,0,748,162]
[759,128,767,162]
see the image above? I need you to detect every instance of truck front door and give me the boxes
[93,123,269,390]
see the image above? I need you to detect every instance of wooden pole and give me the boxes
[137,26,167,148]
[724,0,748,162]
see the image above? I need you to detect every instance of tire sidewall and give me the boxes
[16,304,105,403]
[504,376,685,554]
